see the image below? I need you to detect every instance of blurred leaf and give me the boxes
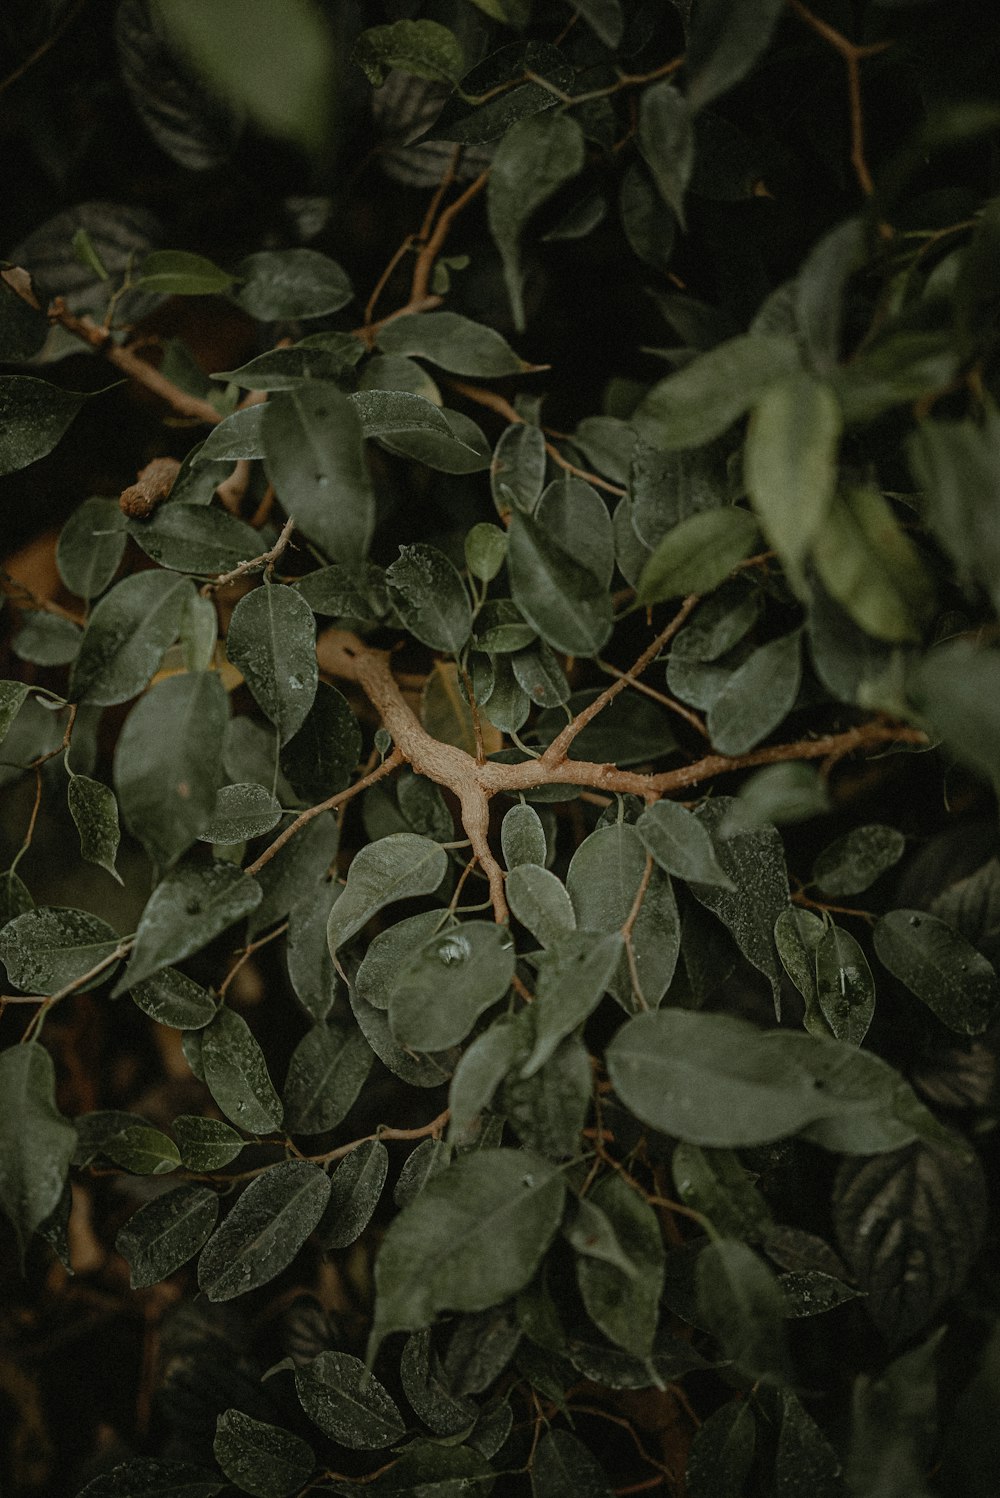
[378,311,530,377]
[848,1333,942,1498]
[75,1459,223,1497]
[235,248,352,320]
[353,19,463,87]
[685,1399,756,1498]
[696,1237,790,1382]
[633,335,800,451]
[812,487,935,642]
[577,1172,664,1361]
[685,0,787,112]
[638,82,694,227]
[531,1429,612,1497]
[814,824,906,897]
[138,249,234,294]
[638,508,758,604]
[0,1043,76,1263]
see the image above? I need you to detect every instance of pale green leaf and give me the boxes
[138,250,234,295]
[235,248,352,320]
[637,508,759,604]
[632,334,800,451]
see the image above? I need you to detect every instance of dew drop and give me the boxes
[908,915,921,927]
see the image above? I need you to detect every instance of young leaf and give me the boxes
[198,1160,330,1301]
[632,334,800,451]
[389,922,516,1051]
[213,1410,315,1498]
[327,833,448,952]
[226,584,317,745]
[319,1139,389,1251]
[0,907,122,993]
[118,862,262,993]
[637,508,759,604]
[0,1043,77,1262]
[282,1023,372,1135]
[235,248,352,320]
[873,910,999,1034]
[69,571,195,706]
[293,1350,406,1448]
[262,384,375,561]
[386,544,473,654]
[706,631,802,755]
[371,1149,566,1344]
[576,1173,665,1362]
[67,774,122,882]
[0,375,88,475]
[813,824,906,897]
[636,800,735,888]
[487,113,586,330]
[113,671,229,867]
[198,1005,283,1133]
[466,522,508,582]
[501,803,548,870]
[377,311,531,377]
[116,1184,219,1289]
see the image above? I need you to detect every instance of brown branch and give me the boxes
[595,657,709,738]
[0,0,88,96]
[202,515,296,594]
[410,169,491,305]
[0,567,85,626]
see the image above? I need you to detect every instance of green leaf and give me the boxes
[400,1327,476,1437]
[235,248,352,320]
[350,389,453,440]
[0,375,88,475]
[435,41,573,144]
[199,782,281,844]
[117,862,261,993]
[490,423,547,518]
[113,671,229,867]
[520,932,623,1077]
[0,680,29,743]
[389,922,516,1051]
[173,1115,244,1170]
[377,311,531,377]
[386,544,473,655]
[502,1022,591,1160]
[11,611,81,666]
[127,504,262,575]
[673,1143,773,1240]
[812,487,934,642]
[280,682,362,804]
[726,763,831,830]
[685,798,788,1013]
[129,968,217,1030]
[512,644,570,709]
[75,1458,224,1497]
[567,823,680,1010]
[320,1139,389,1250]
[507,509,612,657]
[907,410,1000,615]
[226,584,317,745]
[637,508,759,604]
[744,371,842,591]
[394,1139,455,1211]
[214,1410,315,1498]
[815,924,876,1046]
[196,404,265,459]
[69,570,195,706]
[138,249,234,295]
[775,906,831,1036]
[353,19,463,87]
[706,631,802,755]
[250,811,338,938]
[197,1005,283,1132]
[695,1237,790,1382]
[813,824,906,897]
[465,523,508,582]
[487,113,586,330]
[607,1009,945,1154]
[873,910,999,1034]
[638,82,694,227]
[577,1173,665,1362]
[327,833,448,952]
[636,800,735,888]
[0,1043,76,1263]
[632,335,800,451]
[501,804,548,869]
[371,1149,566,1345]
[214,346,352,394]
[506,864,577,949]
[0,907,121,993]
[849,1333,942,1498]
[0,277,47,361]
[773,1389,844,1496]
[910,640,1000,788]
[685,1399,756,1498]
[475,599,537,654]
[68,774,122,882]
[154,0,334,154]
[283,1023,372,1135]
[262,384,375,560]
[685,0,787,111]
[620,158,677,275]
[295,562,388,622]
[116,1184,219,1289]
[87,1118,177,1177]
[360,353,442,403]
[531,1429,613,1498]
[294,1350,406,1448]
[564,1194,638,1278]
[198,1159,330,1301]
[379,407,492,474]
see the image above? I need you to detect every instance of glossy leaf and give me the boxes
[70,571,195,706]
[213,1410,315,1498]
[327,833,448,952]
[815,924,876,1046]
[226,584,317,745]
[198,1005,282,1133]
[873,910,999,1034]
[637,508,759,604]
[0,375,87,475]
[198,1160,330,1301]
[294,1350,406,1448]
[116,1184,219,1289]
[0,906,121,993]
[0,1043,76,1262]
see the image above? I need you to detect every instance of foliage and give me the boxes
[1,1,1000,1495]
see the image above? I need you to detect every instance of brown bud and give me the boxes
[119,457,181,518]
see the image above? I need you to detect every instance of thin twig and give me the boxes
[202,516,296,594]
[0,0,88,96]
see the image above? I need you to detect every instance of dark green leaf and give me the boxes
[0,906,121,993]
[834,1143,987,1345]
[295,561,389,622]
[0,375,87,475]
[129,967,216,1029]
[386,544,473,655]
[814,824,906,897]
[490,423,546,517]
[214,1410,315,1498]
[371,1149,566,1346]
[198,1005,282,1133]
[636,800,735,888]
[353,19,463,87]
[226,584,317,745]
[377,312,530,377]
[435,42,573,144]
[127,504,262,575]
[620,159,677,274]
[632,335,800,452]
[577,1172,664,1361]
[707,631,802,755]
[507,509,612,657]
[400,1327,476,1436]
[0,1043,76,1262]
[294,1350,406,1448]
[113,671,229,867]
[197,404,265,459]
[262,384,374,560]
[68,774,122,882]
[696,1237,790,1382]
[685,0,786,111]
[235,249,351,320]
[198,1159,330,1301]
[328,833,448,952]
[506,864,577,949]
[200,782,281,844]
[69,571,194,706]
[0,680,29,744]
[75,1457,223,1497]
[379,408,492,474]
[250,811,338,938]
[910,640,1000,787]
[672,1143,773,1240]
[173,1115,244,1170]
[0,277,47,360]
[773,1389,844,1496]
[874,909,999,1034]
[685,1399,756,1498]
[519,932,623,1077]
[320,1139,389,1250]
[638,82,694,226]
[389,922,516,1051]
[350,389,452,440]
[280,682,361,804]
[283,1023,372,1135]
[531,1429,612,1498]
[487,113,585,330]
[907,410,1000,615]
[849,1333,942,1498]
[815,924,876,1046]
[100,1121,181,1175]
[116,1184,219,1289]
[637,508,759,604]
[13,611,81,665]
